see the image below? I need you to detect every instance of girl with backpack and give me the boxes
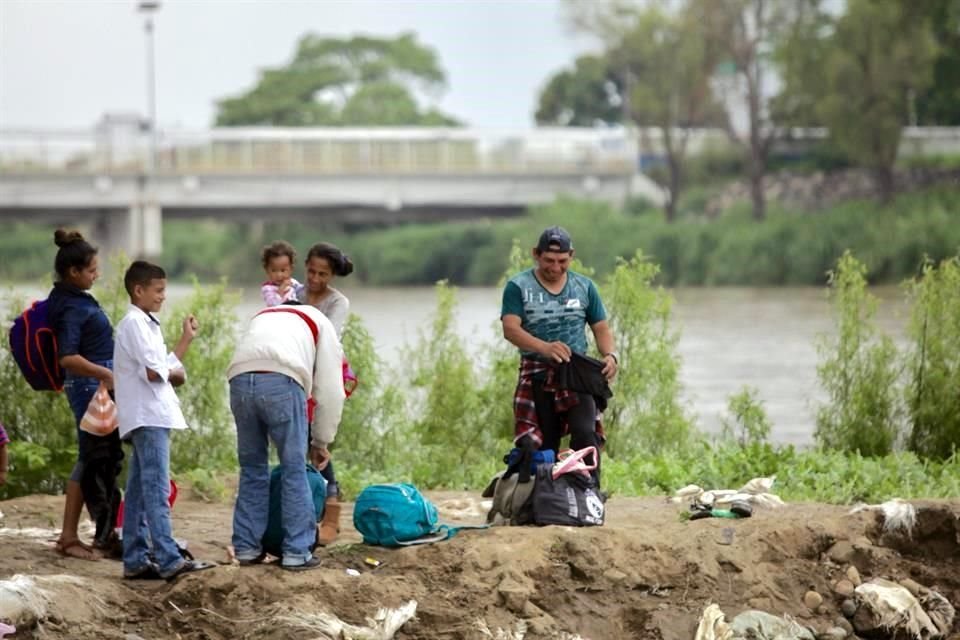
[47,229,121,560]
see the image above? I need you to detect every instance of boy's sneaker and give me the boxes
[162,559,217,581]
[281,556,322,572]
[124,561,163,580]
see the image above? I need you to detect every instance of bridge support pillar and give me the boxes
[140,200,163,257]
[93,202,163,260]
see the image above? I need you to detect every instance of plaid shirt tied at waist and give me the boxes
[513,357,605,447]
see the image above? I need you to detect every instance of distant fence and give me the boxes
[0,127,636,176]
[3,125,960,177]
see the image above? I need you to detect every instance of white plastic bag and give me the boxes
[78,383,118,436]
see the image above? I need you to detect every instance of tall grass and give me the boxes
[720,386,773,447]
[815,252,902,455]
[905,258,960,459]
[602,252,694,455]
[605,445,960,503]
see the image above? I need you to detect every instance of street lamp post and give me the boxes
[138,0,160,172]
[136,0,162,257]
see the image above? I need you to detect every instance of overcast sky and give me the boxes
[0,0,596,131]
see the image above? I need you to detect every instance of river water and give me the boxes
[5,282,908,447]
[252,285,909,447]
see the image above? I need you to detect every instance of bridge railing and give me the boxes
[0,127,638,176]
[6,125,958,177]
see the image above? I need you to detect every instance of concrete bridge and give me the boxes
[0,124,665,257]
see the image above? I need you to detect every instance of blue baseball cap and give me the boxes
[536,226,573,253]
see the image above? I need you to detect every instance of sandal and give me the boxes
[237,551,267,566]
[55,538,101,561]
[163,559,216,581]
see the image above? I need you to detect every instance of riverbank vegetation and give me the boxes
[3,251,960,504]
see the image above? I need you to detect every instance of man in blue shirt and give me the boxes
[501,226,618,482]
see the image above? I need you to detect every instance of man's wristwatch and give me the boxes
[603,351,619,364]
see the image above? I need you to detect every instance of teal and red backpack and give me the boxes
[353,483,488,547]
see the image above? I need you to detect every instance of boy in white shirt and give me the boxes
[113,260,215,580]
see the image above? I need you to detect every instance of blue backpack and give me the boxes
[9,299,64,391]
[505,447,555,472]
[353,483,487,547]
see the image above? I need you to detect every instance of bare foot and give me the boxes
[55,538,102,561]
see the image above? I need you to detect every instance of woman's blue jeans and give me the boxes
[230,373,315,567]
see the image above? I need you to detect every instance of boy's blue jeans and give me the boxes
[122,426,183,576]
[230,373,315,567]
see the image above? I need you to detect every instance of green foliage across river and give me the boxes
[3,188,960,288]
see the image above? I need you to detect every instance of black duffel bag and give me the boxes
[531,463,605,527]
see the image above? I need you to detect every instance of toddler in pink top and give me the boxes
[260,240,302,306]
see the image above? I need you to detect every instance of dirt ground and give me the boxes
[1,487,959,640]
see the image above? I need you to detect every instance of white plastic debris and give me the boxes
[475,619,527,640]
[713,492,756,509]
[730,610,815,640]
[739,476,776,494]
[694,603,733,640]
[848,499,917,536]
[474,619,585,640]
[674,484,702,500]
[672,477,784,510]
[0,574,100,624]
[920,588,956,637]
[750,493,786,508]
[855,578,940,639]
[277,599,417,640]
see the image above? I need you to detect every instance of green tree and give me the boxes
[611,6,723,222]
[535,54,624,127]
[558,2,721,222]
[914,0,960,126]
[694,0,815,221]
[816,0,938,201]
[215,33,461,126]
[770,0,832,127]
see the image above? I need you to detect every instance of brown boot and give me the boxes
[317,497,342,546]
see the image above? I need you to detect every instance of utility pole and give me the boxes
[139,0,160,172]
[137,0,162,256]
